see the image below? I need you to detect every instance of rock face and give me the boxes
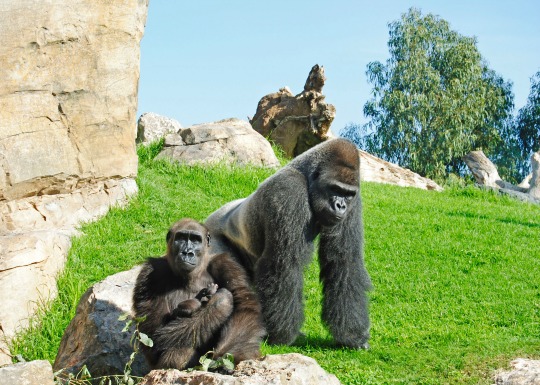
[53,266,150,378]
[359,150,443,191]
[0,360,54,385]
[0,178,137,363]
[495,358,540,385]
[0,0,148,364]
[157,118,280,167]
[139,353,342,385]
[137,112,182,144]
[250,65,336,158]
[0,0,148,201]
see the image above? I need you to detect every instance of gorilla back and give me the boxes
[205,138,372,348]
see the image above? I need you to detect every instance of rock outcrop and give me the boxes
[137,112,182,144]
[0,0,148,201]
[0,0,148,364]
[157,118,280,167]
[139,354,342,385]
[53,266,149,378]
[250,65,336,158]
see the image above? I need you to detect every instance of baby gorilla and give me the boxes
[133,218,265,370]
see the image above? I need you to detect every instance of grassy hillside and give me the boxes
[12,142,540,384]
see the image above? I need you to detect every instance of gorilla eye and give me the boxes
[331,185,356,198]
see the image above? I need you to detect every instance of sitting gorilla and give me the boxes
[132,218,265,370]
[205,138,372,349]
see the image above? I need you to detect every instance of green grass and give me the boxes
[10,143,540,384]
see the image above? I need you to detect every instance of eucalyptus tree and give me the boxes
[517,71,540,157]
[352,8,514,180]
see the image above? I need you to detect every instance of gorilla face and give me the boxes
[310,169,358,227]
[166,220,210,276]
[171,230,205,272]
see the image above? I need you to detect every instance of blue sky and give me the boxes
[138,1,540,134]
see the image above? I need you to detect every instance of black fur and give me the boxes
[205,138,372,348]
[132,219,265,370]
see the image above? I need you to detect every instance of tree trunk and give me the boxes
[529,152,540,199]
[462,150,539,204]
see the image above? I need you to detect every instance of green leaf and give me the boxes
[200,358,212,372]
[138,332,153,347]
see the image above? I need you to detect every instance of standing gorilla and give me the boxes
[133,219,265,370]
[205,138,372,349]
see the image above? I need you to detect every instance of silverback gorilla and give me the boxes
[133,219,265,370]
[205,138,372,349]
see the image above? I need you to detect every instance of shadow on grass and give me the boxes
[446,210,540,228]
[291,334,339,349]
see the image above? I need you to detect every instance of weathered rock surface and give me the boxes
[494,358,540,385]
[463,150,540,204]
[0,360,54,385]
[53,266,149,378]
[0,0,148,364]
[0,178,137,364]
[137,112,182,144]
[0,231,71,337]
[157,118,280,167]
[139,353,342,385]
[0,178,138,233]
[0,0,148,201]
[359,149,443,191]
[250,65,336,158]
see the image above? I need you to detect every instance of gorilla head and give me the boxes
[308,150,360,227]
[166,219,211,275]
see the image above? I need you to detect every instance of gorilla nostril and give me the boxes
[335,201,346,214]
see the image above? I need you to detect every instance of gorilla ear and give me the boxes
[166,230,172,243]
[206,232,211,246]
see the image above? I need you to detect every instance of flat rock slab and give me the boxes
[0,360,54,385]
[495,358,540,385]
[140,353,342,385]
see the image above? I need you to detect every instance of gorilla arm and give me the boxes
[318,197,372,349]
[207,253,266,362]
[133,258,234,369]
[153,287,234,369]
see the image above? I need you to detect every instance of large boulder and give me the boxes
[137,112,182,144]
[0,0,148,363]
[157,118,280,167]
[139,353,342,385]
[53,266,149,378]
[250,65,336,158]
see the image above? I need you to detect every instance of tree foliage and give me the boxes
[517,71,540,157]
[344,8,514,181]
